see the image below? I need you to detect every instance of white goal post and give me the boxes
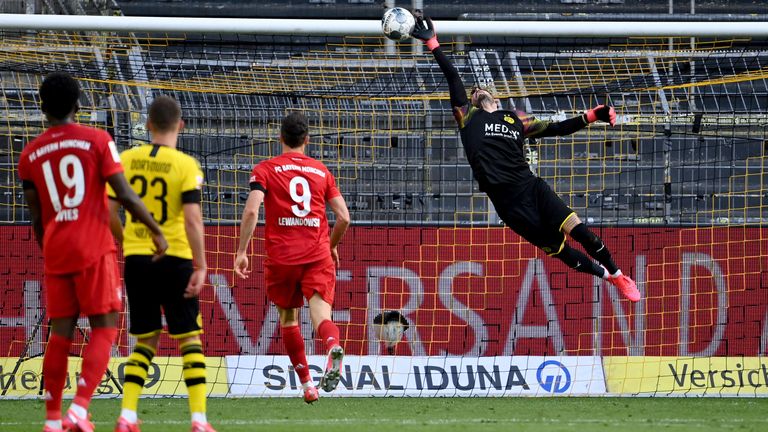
[0,13,767,36]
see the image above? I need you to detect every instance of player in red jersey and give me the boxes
[234,112,351,403]
[18,72,167,432]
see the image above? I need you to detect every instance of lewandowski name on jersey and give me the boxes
[278,216,321,227]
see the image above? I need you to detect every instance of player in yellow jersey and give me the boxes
[107,96,215,432]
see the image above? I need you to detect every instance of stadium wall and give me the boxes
[2,225,765,359]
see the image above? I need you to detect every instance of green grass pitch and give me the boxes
[2,398,767,431]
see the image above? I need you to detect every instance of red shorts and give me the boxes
[45,251,122,319]
[265,256,336,309]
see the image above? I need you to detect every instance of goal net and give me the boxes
[1,18,766,398]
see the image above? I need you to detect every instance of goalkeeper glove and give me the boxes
[585,104,617,126]
[411,15,439,51]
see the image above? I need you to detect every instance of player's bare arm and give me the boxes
[22,184,44,249]
[234,189,264,279]
[327,194,351,267]
[183,202,207,297]
[107,199,124,244]
[107,172,168,258]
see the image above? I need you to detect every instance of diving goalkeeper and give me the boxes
[411,15,640,302]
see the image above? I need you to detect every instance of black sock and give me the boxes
[552,243,605,278]
[569,223,619,274]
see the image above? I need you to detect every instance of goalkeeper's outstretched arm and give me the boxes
[520,105,618,139]
[411,16,469,110]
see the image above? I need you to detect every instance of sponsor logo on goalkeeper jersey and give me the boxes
[484,122,520,139]
[226,355,605,397]
[603,357,768,395]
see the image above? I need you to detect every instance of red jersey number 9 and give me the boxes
[289,175,311,217]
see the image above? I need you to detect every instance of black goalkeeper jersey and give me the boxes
[458,108,536,192]
[430,45,588,194]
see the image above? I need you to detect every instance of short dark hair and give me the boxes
[280,112,309,148]
[39,72,80,120]
[148,95,182,133]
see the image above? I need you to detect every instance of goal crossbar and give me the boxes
[0,13,767,37]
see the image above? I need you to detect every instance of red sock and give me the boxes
[43,334,72,421]
[317,319,341,352]
[281,325,311,384]
[72,327,117,409]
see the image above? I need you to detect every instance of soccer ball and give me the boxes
[380,320,405,348]
[374,310,410,354]
[381,7,416,41]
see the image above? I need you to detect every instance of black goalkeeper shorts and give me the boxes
[124,255,202,339]
[487,177,576,255]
